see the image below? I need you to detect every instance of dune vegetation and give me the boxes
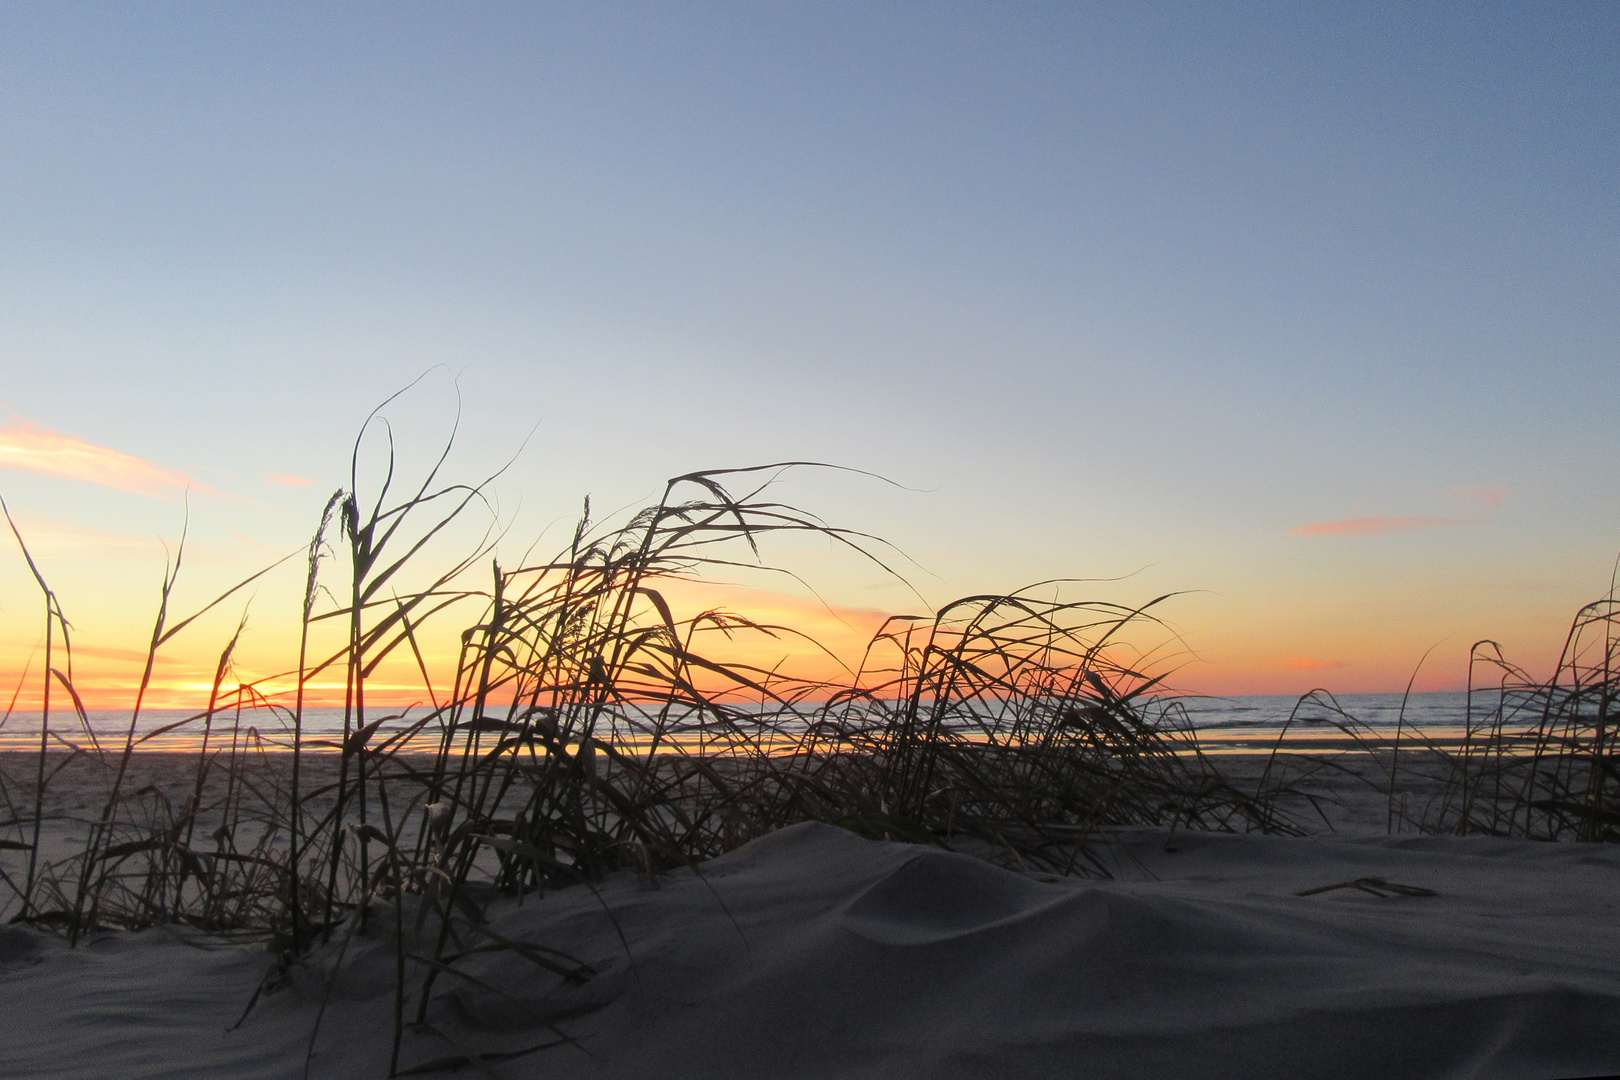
[1,405,1616,1074]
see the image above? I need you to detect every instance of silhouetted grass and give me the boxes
[1427,594,1620,839]
[6,400,1553,1074]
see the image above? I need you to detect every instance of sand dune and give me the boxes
[3,821,1618,1079]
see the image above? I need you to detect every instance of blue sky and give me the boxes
[1,3,1616,695]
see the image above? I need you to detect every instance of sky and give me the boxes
[0,2,1617,707]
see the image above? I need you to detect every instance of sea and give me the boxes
[0,691,1496,755]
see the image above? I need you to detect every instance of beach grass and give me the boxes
[1,407,1615,1074]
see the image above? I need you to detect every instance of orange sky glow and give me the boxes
[1,569,1581,711]
[0,574,903,712]
[0,422,1591,711]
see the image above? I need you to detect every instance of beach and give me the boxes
[3,750,1617,1079]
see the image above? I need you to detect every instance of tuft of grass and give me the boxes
[1240,591,1620,840]
[0,399,1454,1073]
[1430,593,1620,839]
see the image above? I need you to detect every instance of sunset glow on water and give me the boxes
[0,691,1541,755]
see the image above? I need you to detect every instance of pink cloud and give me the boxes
[1287,516,1462,537]
[1289,657,1349,671]
[0,420,212,500]
[262,472,311,487]
[1454,485,1509,509]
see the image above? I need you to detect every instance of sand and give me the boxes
[4,798,1620,1079]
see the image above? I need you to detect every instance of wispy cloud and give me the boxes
[262,473,310,487]
[0,420,212,500]
[1288,516,1463,537]
[69,645,186,668]
[1,513,164,560]
[1289,657,1349,671]
[1453,485,1509,509]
